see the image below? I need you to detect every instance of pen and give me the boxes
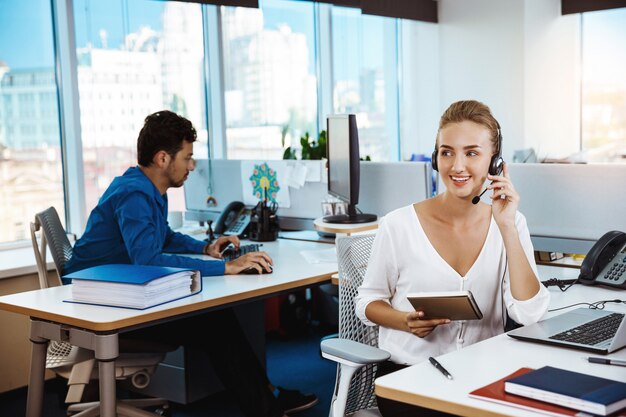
[429,357,453,380]
[588,357,626,367]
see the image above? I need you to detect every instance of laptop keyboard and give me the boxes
[549,312,624,346]
[222,243,262,261]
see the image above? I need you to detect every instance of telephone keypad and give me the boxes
[601,261,626,283]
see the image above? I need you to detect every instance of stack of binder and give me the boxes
[64,264,202,310]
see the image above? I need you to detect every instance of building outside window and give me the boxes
[331,7,399,162]
[0,0,65,244]
[581,8,626,162]
[73,0,207,214]
[220,0,318,160]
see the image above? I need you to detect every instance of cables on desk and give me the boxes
[548,299,626,313]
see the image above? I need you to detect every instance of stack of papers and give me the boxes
[64,264,202,310]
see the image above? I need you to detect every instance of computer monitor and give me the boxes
[324,114,377,224]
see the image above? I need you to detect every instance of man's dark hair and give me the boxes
[137,110,197,167]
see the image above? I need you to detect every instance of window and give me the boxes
[581,8,626,162]
[220,0,318,160]
[73,0,207,214]
[0,0,65,244]
[331,7,399,161]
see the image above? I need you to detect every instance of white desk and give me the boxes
[0,238,337,417]
[313,217,378,235]
[375,271,626,417]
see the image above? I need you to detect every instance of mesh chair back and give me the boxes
[36,207,73,280]
[29,207,81,369]
[336,233,379,415]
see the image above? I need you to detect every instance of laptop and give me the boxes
[507,308,626,354]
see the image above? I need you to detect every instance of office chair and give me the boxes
[30,206,169,416]
[320,234,390,417]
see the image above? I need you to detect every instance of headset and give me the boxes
[432,120,504,176]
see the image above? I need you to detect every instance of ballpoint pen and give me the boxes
[429,357,454,380]
[588,357,626,367]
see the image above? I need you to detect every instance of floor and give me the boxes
[0,327,338,417]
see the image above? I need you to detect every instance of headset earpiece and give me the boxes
[431,148,439,172]
[488,124,504,176]
[489,155,504,176]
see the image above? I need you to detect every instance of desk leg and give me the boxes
[25,332,47,417]
[94,333,119,417]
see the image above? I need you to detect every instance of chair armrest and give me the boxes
[320,338,390,365]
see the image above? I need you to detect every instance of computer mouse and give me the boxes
[240,265,273,275]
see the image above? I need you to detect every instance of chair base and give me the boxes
[68,398,168,417]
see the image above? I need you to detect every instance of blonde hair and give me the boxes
[436,100,500,154]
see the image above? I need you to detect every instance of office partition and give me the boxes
[435,163,626,253]
[184,159,432,229]
[509,163,626,253]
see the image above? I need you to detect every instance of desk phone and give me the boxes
[579,231,626,289]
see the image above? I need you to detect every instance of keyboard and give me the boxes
[221,243,262,261]
[549,312,624,346]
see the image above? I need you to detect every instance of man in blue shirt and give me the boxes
[65,111,317,417]
[65,117,269,276]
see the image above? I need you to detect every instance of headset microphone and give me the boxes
[472,188,488,205]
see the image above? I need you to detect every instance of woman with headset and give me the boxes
[355,100,550,416]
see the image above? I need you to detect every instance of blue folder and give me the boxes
[63,264,202,310]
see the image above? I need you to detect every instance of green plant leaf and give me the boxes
[282,147,297,160]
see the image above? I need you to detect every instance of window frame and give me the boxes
[33,0,409,244]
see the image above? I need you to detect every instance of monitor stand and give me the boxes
[323,204,377,224]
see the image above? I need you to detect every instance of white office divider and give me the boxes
[435,163,626,253]
[184,159,432,227]
[509,163,626,253]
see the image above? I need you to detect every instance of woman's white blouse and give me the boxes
[355,205,550,365]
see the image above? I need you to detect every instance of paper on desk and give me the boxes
[300,247,337,264]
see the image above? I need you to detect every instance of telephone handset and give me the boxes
[213,201,251,236]
[578,230,626,289]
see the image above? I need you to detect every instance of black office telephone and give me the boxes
[578,230,626,289]
[214,201,251,236]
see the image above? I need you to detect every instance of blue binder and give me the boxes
[63,264,202,310]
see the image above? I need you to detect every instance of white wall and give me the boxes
[401,0,583,162]
[439,0,526,159]
[399,20,440,160]
[523,0,581,159]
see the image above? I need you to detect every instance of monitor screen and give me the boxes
[325,114,376,224]
[327,115,353,203]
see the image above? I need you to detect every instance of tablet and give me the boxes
[407,290,483,320]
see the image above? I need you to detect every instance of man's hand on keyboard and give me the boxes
[225,251,273,275]
[204,235,240,258]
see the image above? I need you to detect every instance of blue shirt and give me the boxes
[64,166,225,278]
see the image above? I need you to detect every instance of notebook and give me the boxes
[507,308,626,354]
[470,367,626,417]
[504,366,626,416]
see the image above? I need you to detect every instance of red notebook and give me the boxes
[469,368,626,417]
